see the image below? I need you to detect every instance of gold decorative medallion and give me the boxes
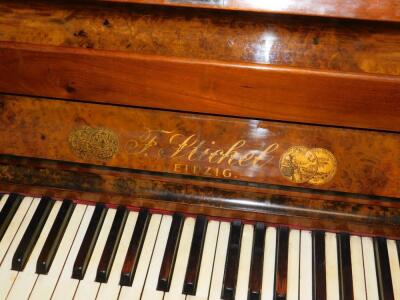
[307,148,337,185]
[69,126,119,161]
[279,146,336,185]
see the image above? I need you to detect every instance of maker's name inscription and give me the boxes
[69,127,336,185]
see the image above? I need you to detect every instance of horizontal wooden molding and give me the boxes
[1,155,399,238]
[0,42,399,132]
[95,0,400,22]
[0,94,399,198]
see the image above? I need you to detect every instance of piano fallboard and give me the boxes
[0,94,399,239]
[0,94,398,198]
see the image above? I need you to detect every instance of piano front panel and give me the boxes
[0,94,398,198]
[2,1,400,75]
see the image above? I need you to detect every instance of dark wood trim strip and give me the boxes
[0,155,400,239]
[0,42,399,132]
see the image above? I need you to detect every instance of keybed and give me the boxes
[0,194,398,300]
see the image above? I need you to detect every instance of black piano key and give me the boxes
[249,222,266,300]
[221,220,242,300]
[312,230,326,300]
[12,197,54,271]
[337,233,353,300]
[72,203,107,279]
[120,208,151,286]
[374,237,395,300]
[0,193,23,242]
[183,215,207,295]
[36,200,75,274]
[157,213,184,291]
[96,206,129,283]
[274,227,289,300]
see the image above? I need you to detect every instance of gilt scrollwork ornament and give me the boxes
[69,126,119,161]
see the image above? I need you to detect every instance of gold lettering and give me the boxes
[204,166,213,176]
[187,141,206,161]
[218,140,246,164]
[253,143,279,167]
[169,134,198,158]
[222,169,232,178]
[238,151,255,167]
[208,149,223,164]
[174,163,188,173]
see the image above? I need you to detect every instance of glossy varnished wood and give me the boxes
[2,1,400,76]
[0,156,399,238]
[98,0,400,22]
[0,95,398,197]
[1,43,399,132]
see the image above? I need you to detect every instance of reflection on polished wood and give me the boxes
[0,95,398,197]
[1,155,399,238]
[1,43,399,132]
[98,0,400,22]
[1,1,400,75]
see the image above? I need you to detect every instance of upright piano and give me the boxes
[0,0,399,299]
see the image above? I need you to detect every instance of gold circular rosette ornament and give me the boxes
[69,126,119,162]
[279,146,337,185]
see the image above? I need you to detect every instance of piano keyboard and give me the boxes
[0,194,399,300]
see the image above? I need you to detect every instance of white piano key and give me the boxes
[51,205,95,300]
[287,229,300,300]
[119,213,162,300]
[96,211,139,300]
[350,236,367,300]
[186,220,219,300]
[0,194,8,212]
[326,232,340,300]
[261,226,277,300]
[141,214,173,300]
[234,224,254,300]
[300,230,312,300]
[0,197,39,299]
[208,221,230,300]
[7,201,62,300]
[29,204,87,300]
[163,217,196,300]
[362,236,379,300]
[387,239,400,300]
[0,197,33,265]
[74,208,116,300]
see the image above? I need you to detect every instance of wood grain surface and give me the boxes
[0,94,398,197]
[96,0,400,22]
[1,1,400,75]
[1,42,399,131]
[0,156,399,239]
